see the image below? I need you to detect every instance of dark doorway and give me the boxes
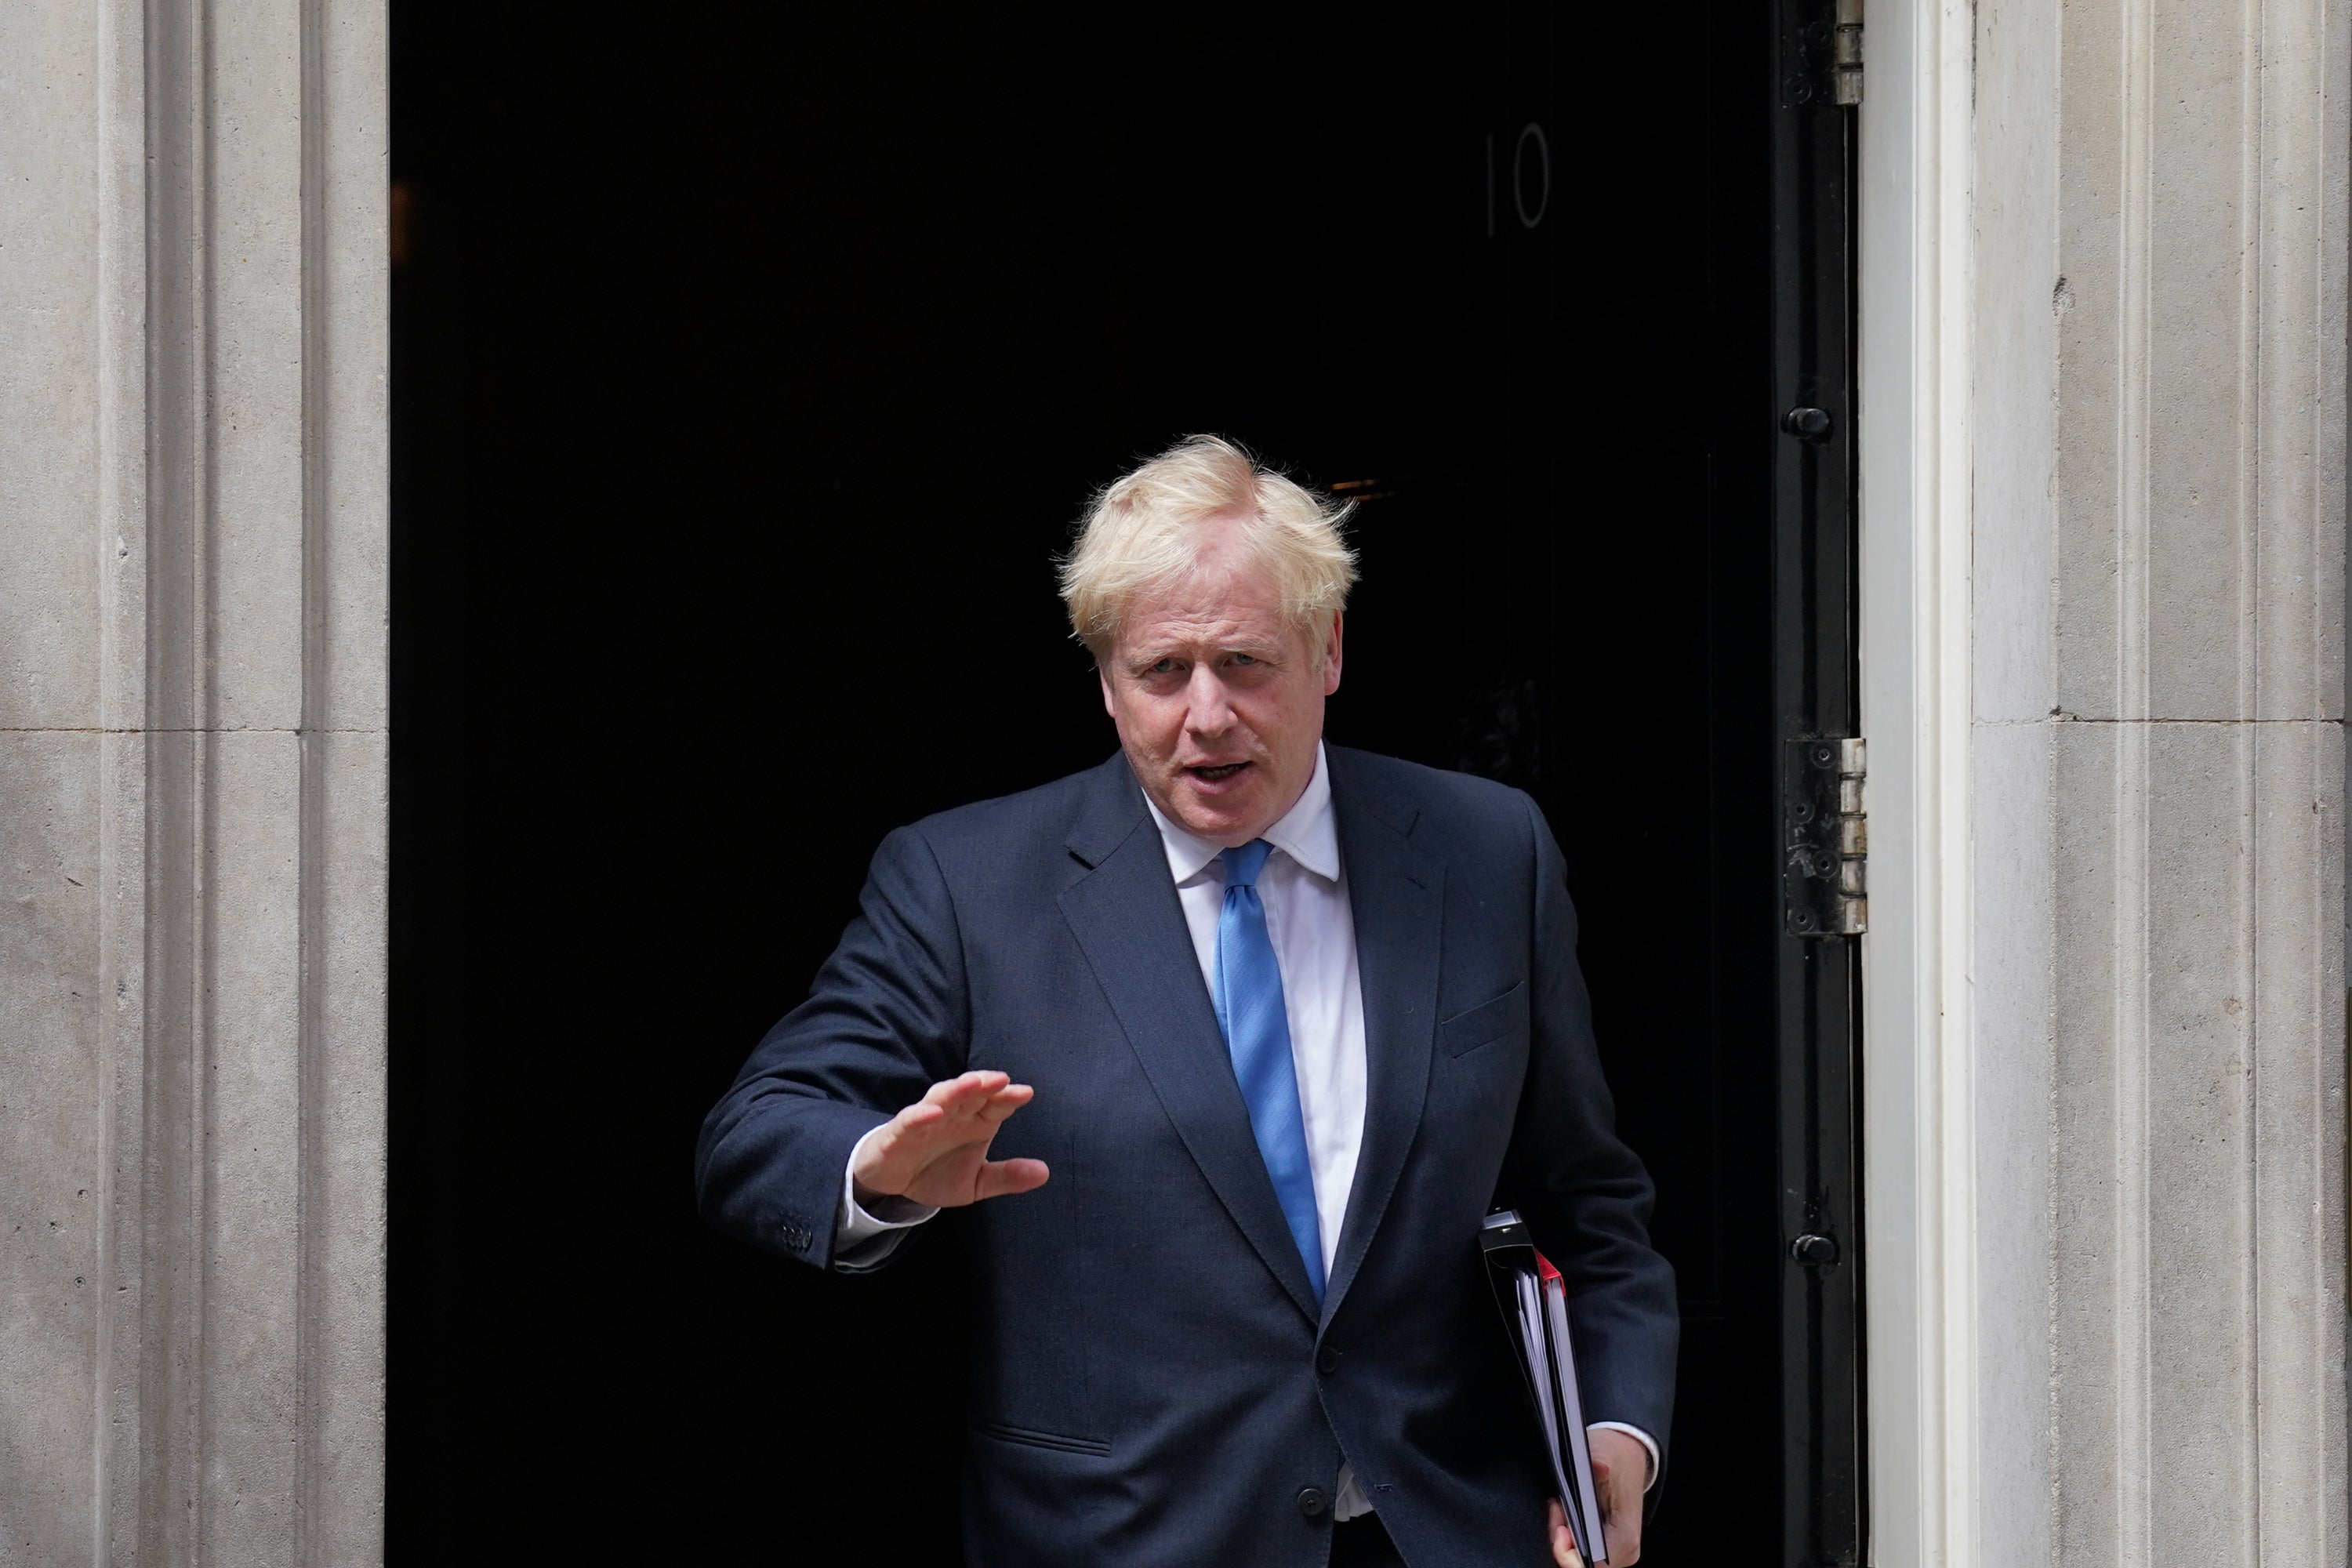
[390,4,1849,1562]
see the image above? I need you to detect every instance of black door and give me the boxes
[390,4,1860,1561]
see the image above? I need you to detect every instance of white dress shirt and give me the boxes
[833,743,1657,1508]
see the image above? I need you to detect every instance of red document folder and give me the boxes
[1480,1208,1610,1565]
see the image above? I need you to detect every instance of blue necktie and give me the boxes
[1213,840,1325,1305]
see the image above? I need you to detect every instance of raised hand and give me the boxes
[850,1070,1050,1210]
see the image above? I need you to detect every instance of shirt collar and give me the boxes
[1142,742,1341,887]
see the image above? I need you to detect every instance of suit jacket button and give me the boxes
[1317,1345,1341,1374]
[1297,1486,1327,1519]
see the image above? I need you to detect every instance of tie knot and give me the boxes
[1220,839,1275,887]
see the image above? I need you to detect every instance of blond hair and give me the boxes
[1057,435,1359,658]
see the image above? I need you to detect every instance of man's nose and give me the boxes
[1182,666,1233,736]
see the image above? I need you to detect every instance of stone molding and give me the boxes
[2028,0,2350,1558]
[0,0,387,1562]
[1869,0,2349,1561]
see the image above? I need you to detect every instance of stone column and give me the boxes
[0,0,387,1563]
[1969,0,2349,1561]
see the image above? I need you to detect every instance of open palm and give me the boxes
[851,1069,1051,1210]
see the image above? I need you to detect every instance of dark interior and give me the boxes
[390,4,1780,1559]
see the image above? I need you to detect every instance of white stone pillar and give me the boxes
[1865,0,2349,1561]
[0,0,388,1562]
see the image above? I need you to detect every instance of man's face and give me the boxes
[1098,517,1343,848]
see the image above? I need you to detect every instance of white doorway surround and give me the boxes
[1855,0,1979,1559]
[1858,0,2348,1564]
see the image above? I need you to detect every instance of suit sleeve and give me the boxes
[1497,791,1681,1472]
[695,825,971,1271]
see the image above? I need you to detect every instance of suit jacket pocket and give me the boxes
[1437,981,1528,1058]
[971,1420,1111,1457]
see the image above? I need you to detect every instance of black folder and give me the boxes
[1480,1209,1609,1565]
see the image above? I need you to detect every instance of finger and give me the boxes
[975,1083,1036,1123]
[884,1099,1004,1162]
[945,1077,1029,1131]
[899,1080,1000,1144]
[924,1070,1010,1112]
[972,1157,1051,1200]
[869,1099,972,1171]
[1548,1497,1581,1568]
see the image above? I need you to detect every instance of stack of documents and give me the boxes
[1480,1209,1609,1565]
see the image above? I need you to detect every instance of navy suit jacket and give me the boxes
[697,746,1677,1566]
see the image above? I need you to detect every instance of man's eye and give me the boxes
[1149,659,1179,675]
[1232,653,1258,666]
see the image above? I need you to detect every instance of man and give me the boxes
[697,437,1677,1566]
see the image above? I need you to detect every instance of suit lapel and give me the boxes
[1323,753,1443,1319]
[1058,757,1323,1324]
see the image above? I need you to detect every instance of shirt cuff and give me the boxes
[1587,1421,1661,1492]
[833,1123,939,1271]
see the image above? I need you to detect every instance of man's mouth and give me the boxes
[1185,762,1250,782]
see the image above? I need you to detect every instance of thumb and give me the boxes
[972,1157,1051,1200]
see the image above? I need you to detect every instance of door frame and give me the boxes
[1853,2,1978,1565]
[1767,5,1867,1557]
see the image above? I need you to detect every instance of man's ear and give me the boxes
[1320,612,1345,696]
[1098,662,1116,719]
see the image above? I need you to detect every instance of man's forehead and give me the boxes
[1119,599,1293,657]
[1127,603,1278,637]
[1126,557,1282,627]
